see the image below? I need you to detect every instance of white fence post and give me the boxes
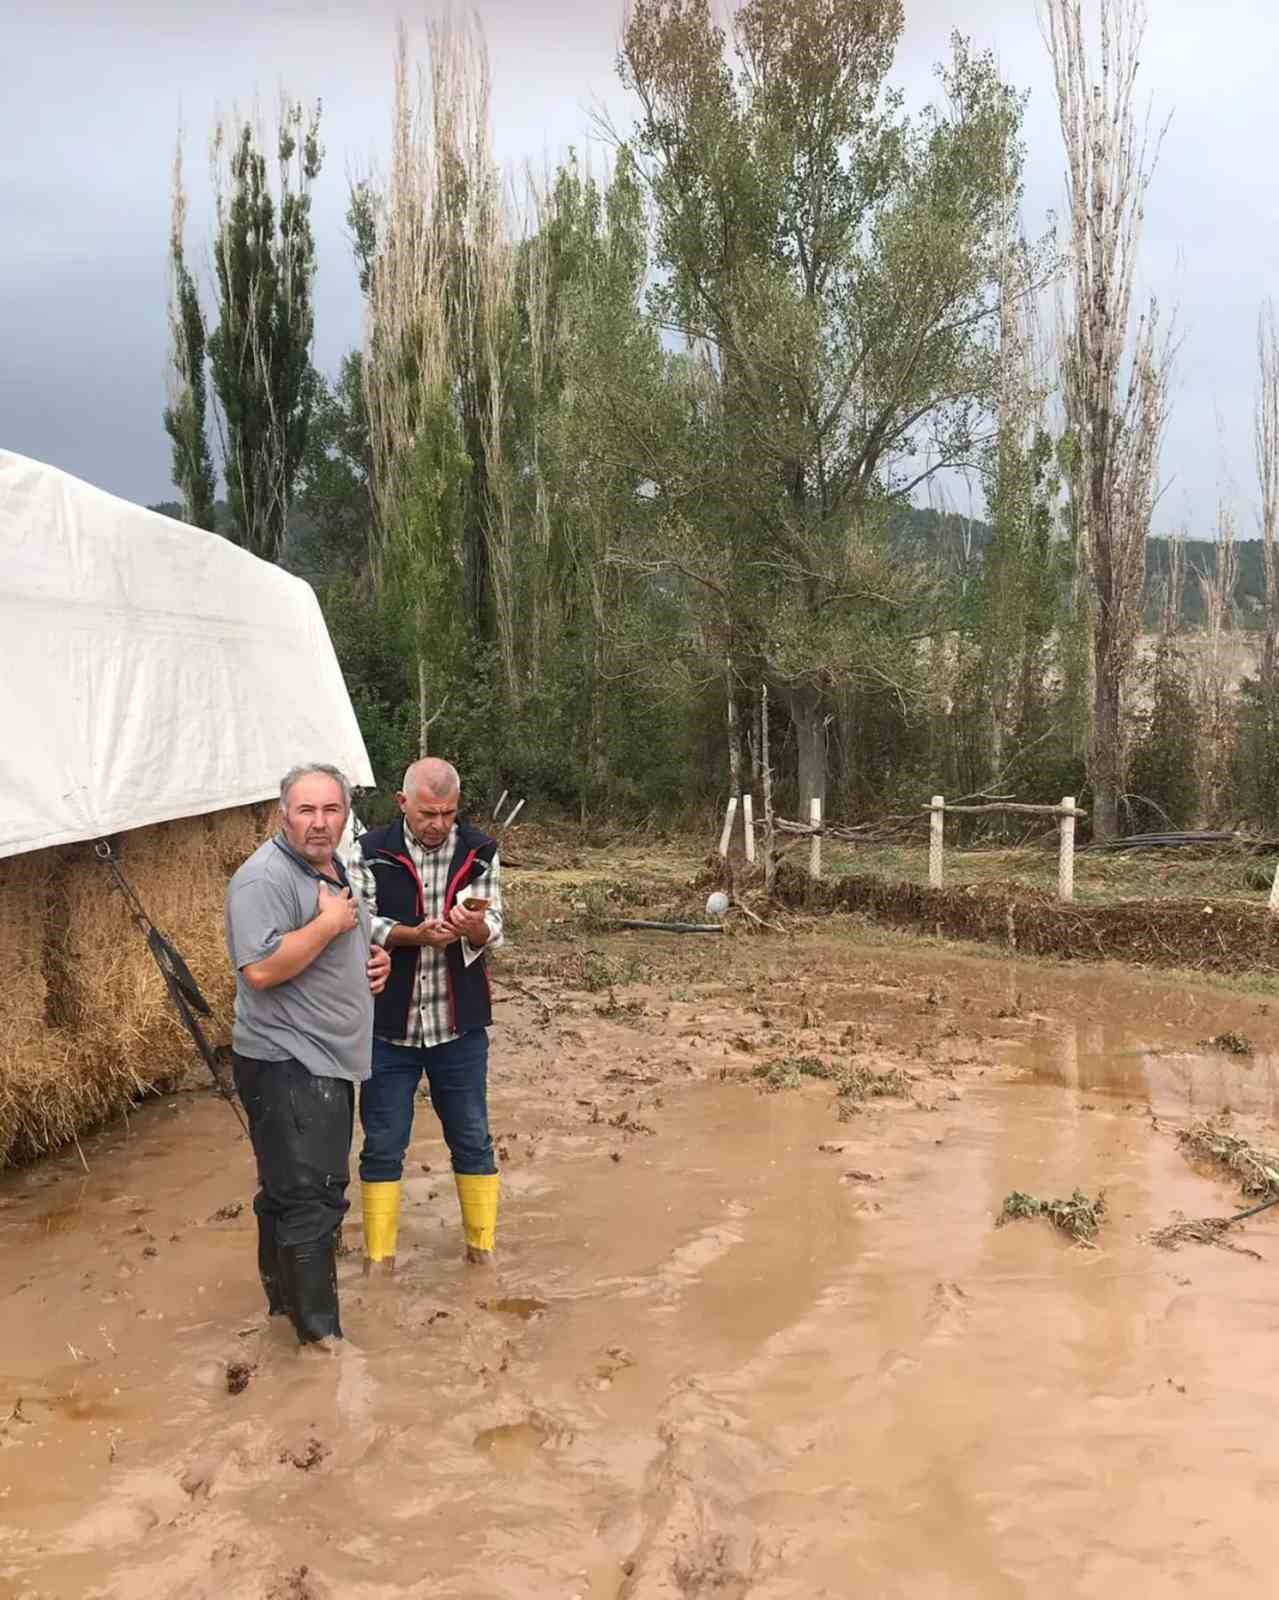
[929,796,945,889]
[1269,857,1279,915]
[1058,796,1076,903]
[718,795,739,859]
[742,794,756,864]
[809,797,822,880]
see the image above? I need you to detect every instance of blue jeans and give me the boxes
[358,1030,495,1183]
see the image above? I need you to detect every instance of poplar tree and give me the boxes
[162,137,217,532]
[208,100,324,561]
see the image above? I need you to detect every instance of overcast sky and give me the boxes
[4,0,1278,535]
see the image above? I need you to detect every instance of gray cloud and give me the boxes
[2,0,1275,534]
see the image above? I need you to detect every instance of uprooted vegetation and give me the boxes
[1146,1214,1263,1260]
[751,1054,911,1115]
[1177,1122,1279,1197]
[997,1189,1107,1243]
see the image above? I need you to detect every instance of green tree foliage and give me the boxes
[1229,680,1279,831]
[208,102,324,560]
[292,353,376,577]
[162,140,217,532]
[175,7,1279,838]
[1128,642,1201,831]
[610,0,1032,811]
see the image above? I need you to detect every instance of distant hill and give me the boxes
[146,494,1264,631]
[894,505,1265,631]
[146,498,319,562]
[146,499,237,535]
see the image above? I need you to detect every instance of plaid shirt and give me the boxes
[345,823,504,1049]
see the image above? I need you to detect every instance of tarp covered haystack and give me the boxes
[0,452,374,1166]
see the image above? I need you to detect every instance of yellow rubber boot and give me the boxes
[361,1180,401,1274]
[454,1173,499,1263]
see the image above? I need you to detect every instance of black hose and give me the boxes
[95,840,247,1135]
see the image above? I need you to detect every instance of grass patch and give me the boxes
[828,842,1274,908]
[997,1188,1107,1243]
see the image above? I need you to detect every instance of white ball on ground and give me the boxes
[705,891,730,919]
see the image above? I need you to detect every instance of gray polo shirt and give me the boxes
[224,836,373,1083]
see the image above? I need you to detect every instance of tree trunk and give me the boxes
[787,684,827,818]
[726,659,743,798]
[578,567,609,822]
[761,683,776,894]
[751,691,763,790]
[1092,632,1121,841]
[989,689,1005,790]
[418,657,431,758]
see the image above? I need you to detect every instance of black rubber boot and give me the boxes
[278,1232,343,1344]
[256,1213,287,1317]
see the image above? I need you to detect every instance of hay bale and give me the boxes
[0,804,272,1168]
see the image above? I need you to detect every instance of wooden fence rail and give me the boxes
[718,792,1090,902]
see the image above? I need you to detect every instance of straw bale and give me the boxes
[0,804,272,1168]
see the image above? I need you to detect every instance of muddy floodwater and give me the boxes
[4,929,1279,1598]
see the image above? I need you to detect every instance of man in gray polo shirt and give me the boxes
[224,763,389,1348]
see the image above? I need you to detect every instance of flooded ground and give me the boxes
[3,922,1279,1598]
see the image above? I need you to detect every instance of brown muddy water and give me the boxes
[3,932,1279,1599]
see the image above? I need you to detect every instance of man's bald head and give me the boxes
[398,758,461,848]
[402,757,460,800]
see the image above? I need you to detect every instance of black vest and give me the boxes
[356,817,497,1041]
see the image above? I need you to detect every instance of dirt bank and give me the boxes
[3,925,1279,1598]
[772,859,1279,977]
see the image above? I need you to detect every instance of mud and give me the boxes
[3,928,1279,1597]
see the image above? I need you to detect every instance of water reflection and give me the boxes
[1018,1020,1279,1118]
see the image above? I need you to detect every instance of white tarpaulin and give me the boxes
[0,450,374,860]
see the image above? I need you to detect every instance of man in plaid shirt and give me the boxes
[346,758,504,1269]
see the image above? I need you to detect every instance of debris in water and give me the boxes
[1200,1031,1254,1057]
[752,1055,821,1091]
[1177,1122,1279,1197]
[835,1064,911,1103]
[225,1359,256,1396]
[1146,1214,1263,1260]
[265,1566,322,1600]
[478,1296,548,1321]
[997,1189,1107,1243]
[280,1436,329,1471]
[609,1109,655,1135]
[209,1201,244,1222]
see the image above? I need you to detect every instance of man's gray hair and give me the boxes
[279,763,353,811]
[402,757,460,797]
